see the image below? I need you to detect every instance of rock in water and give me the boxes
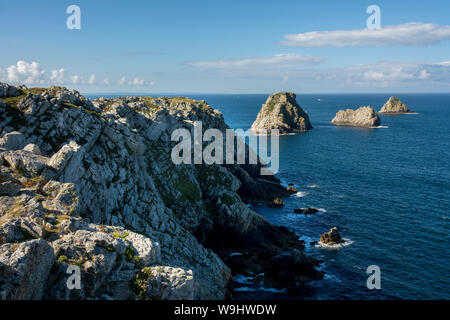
[250,92,312,134]
[331,106,381,128]
[319,227,344,245]
[379,97,413,114]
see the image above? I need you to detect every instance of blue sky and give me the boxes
[1,0,450,93]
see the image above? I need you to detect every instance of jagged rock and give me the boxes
[1,149,50,177]
[251,92,312,134]
[286,186,297,193]
[379,97,413,114]
[0,131,26,150]
[23,144,41,155]
[319,227,344,245]
[0,83,23,98]
[331,106,381,127]
[0,239,55,299]
[0,83,322,300]
[135,266,195,300]
[294,208,319,215]
[268,197,285,208]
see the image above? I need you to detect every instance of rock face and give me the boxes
[379,97,412,114]
[251,92,312,134]
[331,106,381,128]
[319,227,344,245]
[0,82,322,300]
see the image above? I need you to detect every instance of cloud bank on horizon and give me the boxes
[188,53,325,69]
[281,23,450,47]
[0,60,155,89]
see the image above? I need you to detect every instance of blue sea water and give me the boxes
[87,93,450,299]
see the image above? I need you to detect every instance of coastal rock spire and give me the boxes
[250,92,312,134]
[379,97,413,114]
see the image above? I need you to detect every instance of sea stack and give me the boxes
[250,92,312,134]
[319,227,344,245]
[379,97,413,114]
[331,106,381,128]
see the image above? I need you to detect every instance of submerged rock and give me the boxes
[268,197,285,208]
[331,106,381,128]
[294,208,319,215]
[319,227,344,245]
[251,92,312,134]
[379,97,413,114]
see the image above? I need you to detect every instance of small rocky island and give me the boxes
[319,227,344,245]
[331,106,381,128]
[251,92,312,134]
[379,96,413,114]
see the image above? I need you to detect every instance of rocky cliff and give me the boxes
[250,92,312,134]
[0,83,322,300]
[379,97,412,114]
[331,106,381,128]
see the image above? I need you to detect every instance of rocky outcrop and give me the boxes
[294,208,319,215]
[250,92,312,134]
[319,227,344,245]
[0,82,322,300]
[379,97,413,114]
[0,83,23,98]
[331,106,381,128]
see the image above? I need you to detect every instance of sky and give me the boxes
[1,0,450,93]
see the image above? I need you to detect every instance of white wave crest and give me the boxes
[295,191,308,198]
[315,238,353,250]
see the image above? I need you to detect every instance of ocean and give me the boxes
[86,93,450,300]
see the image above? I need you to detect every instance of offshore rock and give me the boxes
[319,227,344,245]
[251,92,312,134]
[331,106,381,128]
[379,97,413,114]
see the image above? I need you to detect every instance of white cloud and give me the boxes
[88,74,96,84]
[148,81,155,86]
[5,60,46,84]
[70,75,81,85]
[49,68,66,84]
[128,77,145,86]
[118,76,126,85]
[418,69,431,80]
[188,53,324,69]
[282,23,450,47]
[103,77,110,85]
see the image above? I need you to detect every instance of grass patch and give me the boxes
[175,181,201,202]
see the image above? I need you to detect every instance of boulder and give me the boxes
[0,239,55,299]
[319,227,344,245]
[331,106,381,127]
[0,83,23,98]
[23,144,41,155]
[251,92,312,134]
[268,197,285,208]
[0,131,26,150]
[379,97,413,114]
[294,208,319,215]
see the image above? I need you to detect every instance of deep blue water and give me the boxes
[87,93,450,300]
